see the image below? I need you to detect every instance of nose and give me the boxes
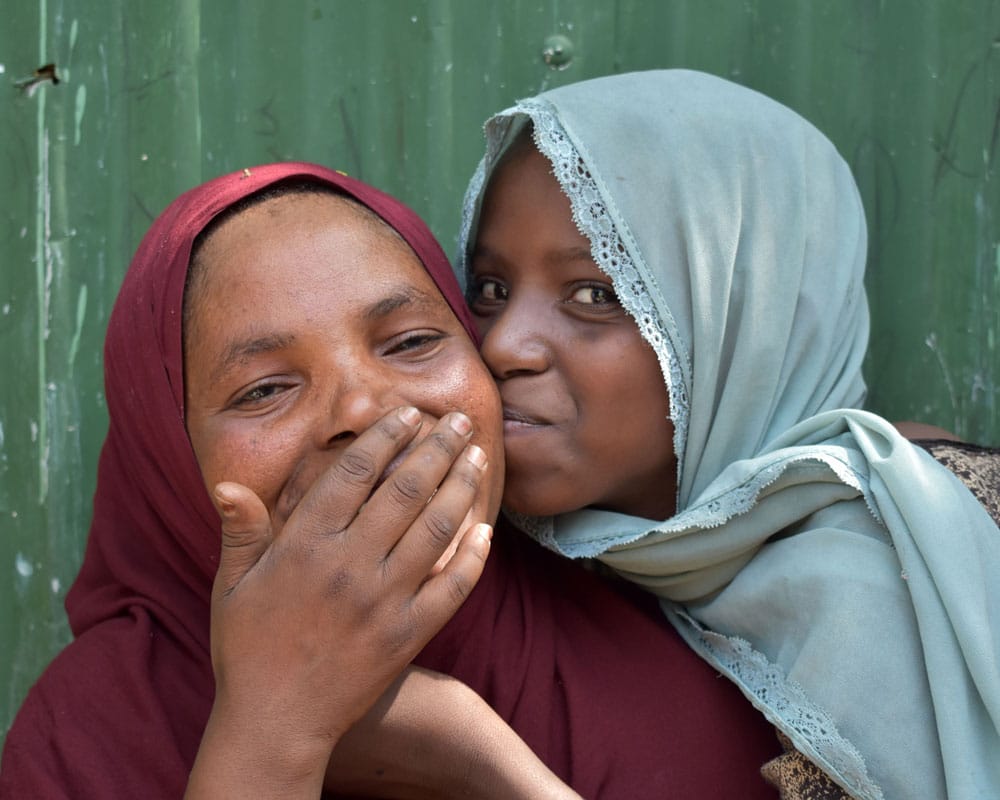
[318,370,401,448]
[478,291,551,381]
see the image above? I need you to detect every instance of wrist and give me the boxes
[187,695,339,798]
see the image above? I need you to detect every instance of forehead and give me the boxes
[187,192,444,334]
[202,191,425,281]
[201,190,404,261]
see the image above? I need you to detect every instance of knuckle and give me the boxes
[384,618,416,656]
[422,509,458,548]
[427,430,459,459]
[386,470,425,506]
[323,566,356,601]
[336,449,377,483]
[375,415,408,447]
[444,570,473,605]
[456,468,480,494]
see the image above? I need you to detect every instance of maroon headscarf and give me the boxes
[2,161,783,799]
[0,163,480,798]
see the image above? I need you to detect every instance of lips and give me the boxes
[502,404,550,427]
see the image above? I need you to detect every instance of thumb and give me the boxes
[212,481,272,598]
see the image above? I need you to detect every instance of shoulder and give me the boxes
[1,615,206,799]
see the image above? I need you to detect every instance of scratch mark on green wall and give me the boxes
[73,84,86,146]
[67,285,87,373]
[34,0,49,504]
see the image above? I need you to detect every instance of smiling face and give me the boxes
[469,138,677,520]
[184,190,504,533]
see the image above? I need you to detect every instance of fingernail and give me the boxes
[399,406,421,425]
[466,444,487,469]
[213,488,237,518]
[475,523,493,543]
[449,412,472,436]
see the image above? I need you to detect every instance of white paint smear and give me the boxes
[15,553,34,578]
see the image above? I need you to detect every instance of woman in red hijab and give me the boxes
[0,163,780,799]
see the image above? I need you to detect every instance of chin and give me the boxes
[500,484,574,519]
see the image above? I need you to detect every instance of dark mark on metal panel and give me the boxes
[14,63,60,97]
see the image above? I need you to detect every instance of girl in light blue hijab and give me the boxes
[459,70,1000,799]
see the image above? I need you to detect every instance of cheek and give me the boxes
[615,349,675,468]
[190,419,302,512]
[587,336,671,446]
[424,351,505,506]
[451,369,502,454]
[419,345,502,444]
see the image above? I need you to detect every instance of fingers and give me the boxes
[414,522,493,628]
[288,406,490,589]
[377,439,489,578]
[212,482,273,599]
[292,406,425,539]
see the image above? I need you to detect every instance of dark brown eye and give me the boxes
[235,383,282,406]
[569,285,617,305]
[475,279,508,302]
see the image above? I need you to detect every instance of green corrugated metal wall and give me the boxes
[2,0,998,740]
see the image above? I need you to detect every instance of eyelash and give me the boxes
[387,331,446,354]
[233,381,287,407]
[227,332,447,410]
[470,277,619,308]
[468,278,507,307]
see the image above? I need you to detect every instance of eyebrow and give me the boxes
[471,243,594,268]
[212,333,295,383]
[209,288,445,382]
[363,287,443,320]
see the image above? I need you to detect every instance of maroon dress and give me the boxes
[417,521,781,798]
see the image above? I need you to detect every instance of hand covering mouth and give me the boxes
[373,451,408,493]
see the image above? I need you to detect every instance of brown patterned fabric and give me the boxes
[760,439,1000,799]
[761,732,851,799]
[915,439,1000,525]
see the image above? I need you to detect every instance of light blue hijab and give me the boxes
[458,70,1000,799]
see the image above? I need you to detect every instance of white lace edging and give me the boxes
[521,100,692,490]
[665,606,884,800]
[508,448,881,560]
[457,101,692,494]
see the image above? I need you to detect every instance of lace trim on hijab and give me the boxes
[523,100,691,480]
[457,161,487,294]
[509,448,880,558]
[457,100,692,492]
[665,607,885,800]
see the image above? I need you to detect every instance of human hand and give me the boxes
[186,407,492,798]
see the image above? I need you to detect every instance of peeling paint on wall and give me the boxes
[67,285,87,371]
[73,84,86,146]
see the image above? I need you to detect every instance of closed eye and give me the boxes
[386,331,447,355]
[232,381,289,408]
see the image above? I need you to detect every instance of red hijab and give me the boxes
[0,163,480,798]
